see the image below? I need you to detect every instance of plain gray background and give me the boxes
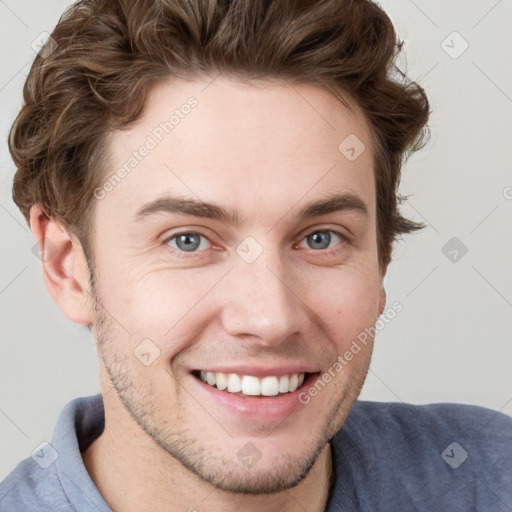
[1,0,511,480]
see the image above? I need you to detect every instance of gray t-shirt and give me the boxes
[1,393,511,511]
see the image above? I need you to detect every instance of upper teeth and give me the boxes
[199,371,305,396]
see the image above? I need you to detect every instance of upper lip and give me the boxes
[191,364,320,378]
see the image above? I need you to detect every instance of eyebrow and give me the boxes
[134,192,368,225]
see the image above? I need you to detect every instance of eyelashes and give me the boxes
[165,232,212,253]
[164,228,349,257]
[297,230,345,252]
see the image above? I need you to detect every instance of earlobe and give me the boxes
[29,205,94,325]
[378,285,387,316]
[378,266,387,316]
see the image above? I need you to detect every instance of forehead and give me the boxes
[100,77,375,225]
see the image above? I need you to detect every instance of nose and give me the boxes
[219,250,309,346]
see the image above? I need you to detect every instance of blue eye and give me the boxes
[164,228,346,256]
[166,232,211,252]
[299,230,344,251]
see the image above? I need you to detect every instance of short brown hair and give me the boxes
[10,0,430,268]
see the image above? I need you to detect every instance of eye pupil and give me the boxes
[308,231,331,250]
[169,230,340,255]
[177,233,200,251]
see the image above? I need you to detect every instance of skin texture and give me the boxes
[30,77,386,512]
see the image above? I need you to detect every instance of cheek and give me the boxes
[109,269,226,356]
[99,251,203,317]
[301,265,382,342]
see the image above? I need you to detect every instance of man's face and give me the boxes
[88,77,385,493]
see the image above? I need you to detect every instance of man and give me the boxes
[1,0,510,510]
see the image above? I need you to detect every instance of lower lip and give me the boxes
[189,373,319,422]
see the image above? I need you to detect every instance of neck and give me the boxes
[82,392,334,512]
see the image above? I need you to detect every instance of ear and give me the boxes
[378,284,387,316]
[29,204,94,325]
[378,263,388,316]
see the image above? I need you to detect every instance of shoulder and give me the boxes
[346,400,512,440]
[328,401,512,510]
[341,400,512,466]
[0,456,73,512]
[1,393,105,512]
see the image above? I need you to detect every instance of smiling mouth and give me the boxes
[191,370,316,398]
